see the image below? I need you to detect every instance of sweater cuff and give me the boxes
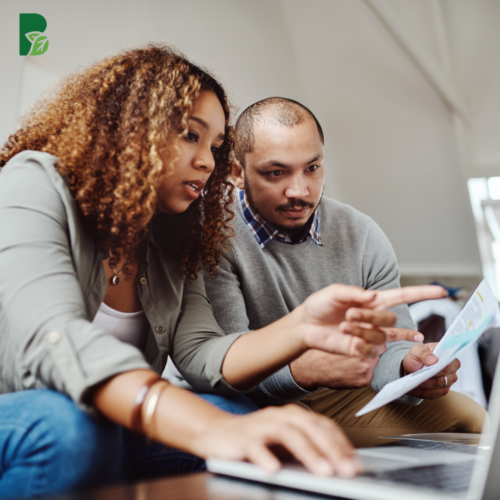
[281,364,316,399]
[372,341,423,406]
[249,365,314,407]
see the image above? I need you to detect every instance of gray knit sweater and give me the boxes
[164,195,420,406]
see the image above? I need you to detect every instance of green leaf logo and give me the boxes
[20,14,49,56]
[27,34,49,56]
[25,31,42,43]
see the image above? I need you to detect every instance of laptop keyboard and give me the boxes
[361,440,480,493]
[389,439,480,456]
[363,460,474,492]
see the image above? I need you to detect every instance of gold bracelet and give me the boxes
[143,380,170,443]
[131,377,160,436]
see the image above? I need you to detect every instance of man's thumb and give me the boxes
[404,343,438,374]
[417,344,439,365]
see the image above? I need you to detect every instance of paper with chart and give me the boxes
[356,279,499,417]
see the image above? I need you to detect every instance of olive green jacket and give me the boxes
[0,151,245,412]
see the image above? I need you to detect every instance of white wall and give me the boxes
[0,0,306,141]
[2,0,500,277]
[280,0,483,276]
[444,0,500,174]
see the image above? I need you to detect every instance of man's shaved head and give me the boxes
[232,97,325,240]
[234,97,324,166]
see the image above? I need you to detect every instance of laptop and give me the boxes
[207,352,500,500]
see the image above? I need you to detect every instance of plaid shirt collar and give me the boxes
[239,189,323,248]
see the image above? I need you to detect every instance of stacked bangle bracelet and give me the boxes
[131,377,171,442]
[143,380,170,442]
[131,377,160,436]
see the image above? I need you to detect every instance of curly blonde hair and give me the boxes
[0,45,234,280]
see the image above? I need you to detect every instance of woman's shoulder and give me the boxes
[0,150,74,219]
[2,150,59,178]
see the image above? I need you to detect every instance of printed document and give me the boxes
[357,279,499,417]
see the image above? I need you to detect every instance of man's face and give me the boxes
[236,118,325,235]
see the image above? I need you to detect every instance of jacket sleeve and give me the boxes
[169,272,251,394]
[0,153,150,412]
[203,257,313,406]
[363,218,422,405]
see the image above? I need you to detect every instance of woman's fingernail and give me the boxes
[426,354,438,362]
[414,334,424,342]
[338,459,357,477]
[351,457,363,473]
[350,311,362,320]
[316,459,333,476]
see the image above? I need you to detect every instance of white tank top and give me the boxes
[92,301,149,351]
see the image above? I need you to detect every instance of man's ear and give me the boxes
[231,160,245,190]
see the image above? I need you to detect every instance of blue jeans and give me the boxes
[0,389,258,498]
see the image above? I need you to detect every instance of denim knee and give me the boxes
[0,390,125,497]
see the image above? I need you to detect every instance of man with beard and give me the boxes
[166,97,487,446]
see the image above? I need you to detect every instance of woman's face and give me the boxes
[156,90,226,213]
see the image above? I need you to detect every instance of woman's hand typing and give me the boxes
[188,403,362,477]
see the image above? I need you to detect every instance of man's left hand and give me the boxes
[402,342,460,399]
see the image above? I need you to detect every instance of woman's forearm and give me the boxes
[220,284,396,390]
[92,369,229,453]
[221,306,308,389]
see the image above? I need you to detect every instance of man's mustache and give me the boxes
[276,199,315,212]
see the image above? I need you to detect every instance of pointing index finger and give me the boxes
[382,328,425,343]
[371,286,447,311]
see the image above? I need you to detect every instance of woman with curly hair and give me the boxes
[0,45,443,498]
